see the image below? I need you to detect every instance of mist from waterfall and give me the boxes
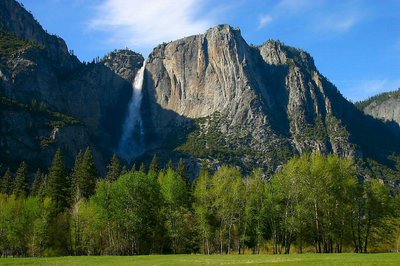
[117,63,146,161]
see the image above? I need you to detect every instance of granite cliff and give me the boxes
[142,25,400,177]
[1,1,399,181]
[357,89,400,126]
[0,0,143,171]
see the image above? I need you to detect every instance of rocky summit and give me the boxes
[1,0,399,180]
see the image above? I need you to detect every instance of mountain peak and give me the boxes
[0,0,80,70]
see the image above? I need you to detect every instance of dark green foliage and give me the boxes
[139,162,146,173]
[81,148,98,198]
[69,148,98,202]
[0,30,42,65]
[177,159,187,181]
[31,169,44,196]
[46,149,70,212]
[70,150,84,203]
[13,161,29,197]
[0,168,14,195]
[149,154,160,175]
[106,154,122,182]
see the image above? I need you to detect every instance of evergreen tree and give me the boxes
[106,154,122,182]
[121,165,128,175]
[78,148,98,199]
[139,162,146,173]
[70,150,84,203]
[130,163,137,173]
[177,159,187,181]
[149,154,160,176]
[167,160,173,170]
[13,161,29,197]
[0,168,14,195]
[47,148,70,211]
[31,169,44,196]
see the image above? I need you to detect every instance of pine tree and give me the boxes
[106,154,122,182]
[121,165,128,175]
[47,148,70,211]
[149,154,160,175]
[70,150,83,204]
[31,168,44,196]
[130,163,137,173]
[167,160,173,170]
[0,168,14,195]
[139,162,146,173]
[13,161,29,197]
[177,159,187,181]
[78,147,98,199]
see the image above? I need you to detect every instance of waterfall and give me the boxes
[117,62,146,161]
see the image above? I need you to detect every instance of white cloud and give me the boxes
[339,79,400,102]
[89,0,214,54]
[258,15,273,29]
[317,15,359,33]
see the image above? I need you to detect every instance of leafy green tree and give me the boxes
[70,150,84,204]
[106,154,122,182]
[70,198,98,255]
[46,149,70,212]
[158,167,192,253]
[362,180,391,253]
[29,197,54,257]
[13,161,29,197]
[210,166,245,254]
[1,168,14,195]
[91,171,163,255]
[193,164,213,254]
[91,179,120,254]
[243,169,266,254]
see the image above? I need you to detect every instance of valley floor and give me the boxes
[1,253,400,265]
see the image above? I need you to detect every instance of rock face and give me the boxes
[357,89,400,126]
[1,1,399,179]
[143,25,400,173]
[0,0,144,171]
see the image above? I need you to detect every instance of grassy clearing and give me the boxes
[1,253,399,266]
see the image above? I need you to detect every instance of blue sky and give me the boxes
[18,0,400,102]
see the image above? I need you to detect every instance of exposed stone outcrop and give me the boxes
[143,25,366,170]
[0,0,144,170]
[1,1,399,179]
[357,89,400,126]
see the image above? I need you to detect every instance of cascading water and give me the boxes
[117,62,146,161]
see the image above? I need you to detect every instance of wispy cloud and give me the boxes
[258,15,272,29]
[89,0,214,54]
[258,0,362,36]
[316,14,359,33]
[338,79,400,101]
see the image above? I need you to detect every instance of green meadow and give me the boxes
[1,253,400,266]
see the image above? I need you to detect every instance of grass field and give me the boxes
[1,253,400,266]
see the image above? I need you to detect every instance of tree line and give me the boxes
[0,150,399,257]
